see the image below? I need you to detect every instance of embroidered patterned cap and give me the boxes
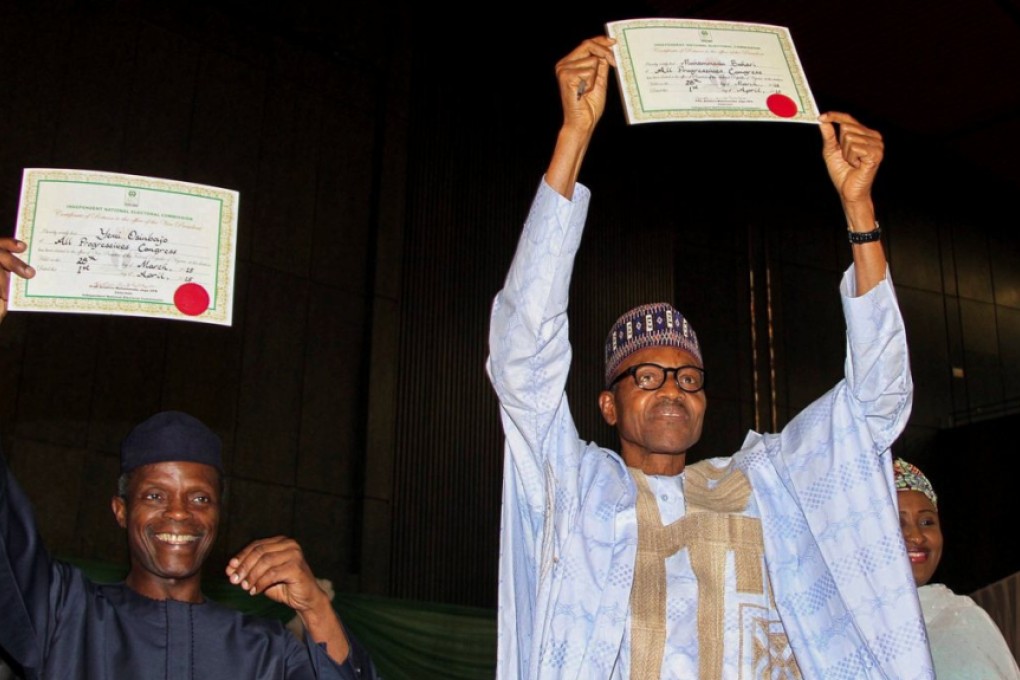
[893,458,938,510]
[604,302,702,387]
[121,410,223,474]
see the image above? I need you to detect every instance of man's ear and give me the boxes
[598,390,618,426]
[111,496,127,529]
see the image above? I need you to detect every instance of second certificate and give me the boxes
[606,18,819,125]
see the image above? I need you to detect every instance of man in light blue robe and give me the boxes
[486,36,933,679]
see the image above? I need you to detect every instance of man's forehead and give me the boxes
[129,460,221,484]
[616,346,703,373]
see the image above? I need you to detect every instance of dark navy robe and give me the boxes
[1,451,377,680]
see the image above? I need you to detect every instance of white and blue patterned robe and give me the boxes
[486,179,934,679]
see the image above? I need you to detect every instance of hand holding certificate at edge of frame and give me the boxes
[605,17,820,125]
[3,169,239,327]
[0,236,35,324]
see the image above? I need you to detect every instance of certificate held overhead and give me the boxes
[606,18,820,124]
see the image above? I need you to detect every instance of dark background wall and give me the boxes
[0,0,412,597]
[1,0,1017,611]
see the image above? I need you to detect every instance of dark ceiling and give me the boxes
[413,0,1020,191]
[231,0,1020,191]
[642,0,1020,191]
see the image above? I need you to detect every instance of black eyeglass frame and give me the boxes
[607,363,706,392]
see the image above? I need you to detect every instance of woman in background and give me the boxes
[895,458,1020,679]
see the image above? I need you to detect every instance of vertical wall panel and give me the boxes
[120,23,200,178]
[998,307,1020,402]
[991,230,1020,309]
[234,268,309,485]
[958,298,1005,412]
[187,50,268,263]
[51,9,136,170]
[390,121,506,604]
[87,317,168,453]
[250,75,322,275]
[896,288,954,430]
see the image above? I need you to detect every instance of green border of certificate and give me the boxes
[606,18,819,124]
[9,169,239,326]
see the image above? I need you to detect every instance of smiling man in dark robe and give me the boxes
[0,407,378,679]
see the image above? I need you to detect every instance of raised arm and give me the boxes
[0,446,55,672]
[776,113,910,452]
[227,536,376,677]
[485,37,617,567]
[818,111,886,294]
[545,36,616,199]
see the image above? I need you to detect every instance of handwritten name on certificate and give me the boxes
[606,18,819,124]
[8,169,239,326]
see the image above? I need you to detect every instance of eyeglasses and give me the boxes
[608,363,706,392]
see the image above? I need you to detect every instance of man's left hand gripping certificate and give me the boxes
[8,169,239,326]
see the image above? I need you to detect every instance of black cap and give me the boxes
[120,411,223,474]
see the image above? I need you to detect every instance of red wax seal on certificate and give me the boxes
[174,283,210,316]
[766,94,798,118]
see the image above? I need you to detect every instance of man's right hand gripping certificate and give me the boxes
[606,18,819,125]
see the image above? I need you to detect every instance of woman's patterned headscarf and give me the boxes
[893,458,938,510]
